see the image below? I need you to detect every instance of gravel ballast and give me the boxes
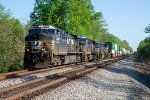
[32,57,150,100]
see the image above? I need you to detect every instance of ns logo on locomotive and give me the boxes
[24,25,130,70]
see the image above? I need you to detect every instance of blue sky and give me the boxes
[0,0,150,51]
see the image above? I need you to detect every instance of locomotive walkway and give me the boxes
[32,56,150,100]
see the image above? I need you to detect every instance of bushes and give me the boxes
[137,24,150,64]
[0,3,25,73]
[137,36,150,64]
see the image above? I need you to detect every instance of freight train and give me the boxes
[24,25,130,70]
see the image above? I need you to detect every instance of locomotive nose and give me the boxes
[25,41,43,52]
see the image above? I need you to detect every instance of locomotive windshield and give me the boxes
[29,29,55,35]
[80,38,86,41]
[95,42,100,48]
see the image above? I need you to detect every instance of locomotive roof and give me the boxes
[32,25,56,29]
[76,36,86,39]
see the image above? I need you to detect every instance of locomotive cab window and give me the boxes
[29,29,42,35]
[47,29,55,34]
[29,29,55,34]
[56,29,60,35]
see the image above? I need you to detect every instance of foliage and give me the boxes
[145,24,150,34]
[137,36,150,61]
[30,0,106,40]
[30,0,132,51]
[137,24,150,63]
[0,3,26,73]
[100,32,132,52]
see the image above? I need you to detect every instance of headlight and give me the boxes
[38,41,42,45]
[35,41,42,49]
[36,41,38,45]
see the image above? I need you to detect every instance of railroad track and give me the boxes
[0,65,72,81]
[0,59,111,81]
[0,70,28,80]
[0,58,120,100]
[0,67,90,99]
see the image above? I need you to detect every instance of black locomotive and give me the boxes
[24,25,113,70]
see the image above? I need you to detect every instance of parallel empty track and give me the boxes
[0,65,71,81]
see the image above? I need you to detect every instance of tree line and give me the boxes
[137,24,150,64]
[0,0,132,73]
[0,3,27,73]
[31,0,132,50]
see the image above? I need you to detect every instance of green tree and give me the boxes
[30,0,69,28]
[137,37,150,61]
[30,0,106,40]
[100,32,132,52]
[0,3,25,73]
[30,0,132,52]
[137,24,150,64]
[145,24,150,34]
